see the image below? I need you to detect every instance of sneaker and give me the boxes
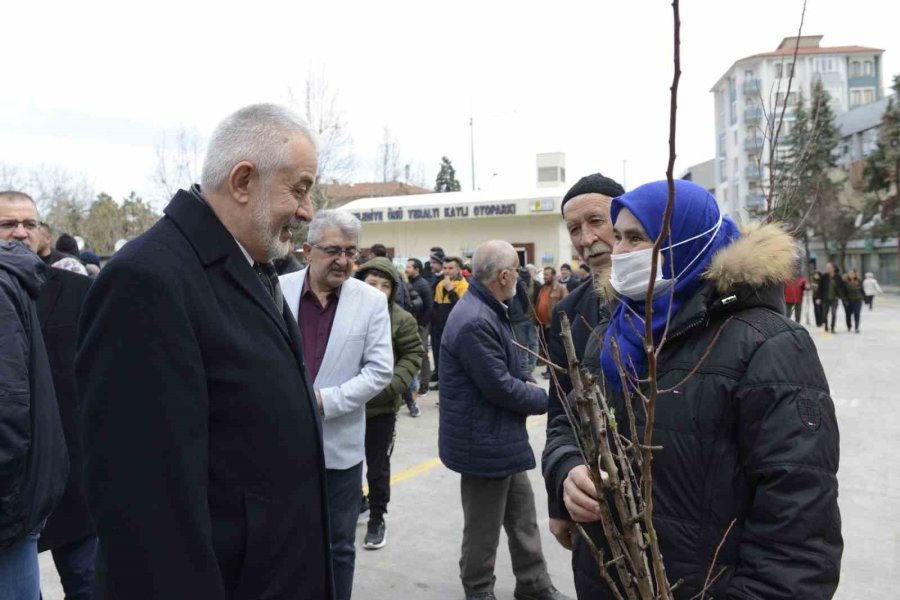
[430,381,440,391]
[363,520,386,549]
[417,388,430,398]
[466,593,497,600]
[408,401,421,418]
[514,586,573,600]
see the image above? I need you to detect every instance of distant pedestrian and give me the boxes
[533,266,568,378]
[425,248,445,287]
[558,263,580,292]
[405,258,435,398]
[863,272,883,309]
[55,233,80,259]
[843,269,864,333]
[784,273,807,323]
[431,256,468,390]
[577,263,591,280]
[439,240,570,600]
[508,274,538,371]
[817,263,846,333]
[355,257,425,549]
[811,271,824,326]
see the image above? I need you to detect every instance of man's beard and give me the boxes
[251,190,297,262]
[592,264,615,305]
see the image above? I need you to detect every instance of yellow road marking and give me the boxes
[363,414,551,494]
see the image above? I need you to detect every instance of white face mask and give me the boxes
[609,214,723,301]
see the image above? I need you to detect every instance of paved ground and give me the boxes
[39,294,900,599]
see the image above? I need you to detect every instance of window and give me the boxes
[851,61,861,77]
[787,62,794,77]
[775,63,783,78]
[733,131,738,146]
[733,157,739,178]
[850,89,861,107]
[864,60,873,76]
[863,89,874,104]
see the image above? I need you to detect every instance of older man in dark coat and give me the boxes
[439,240,570,600]
[76,104,333,600]
[542,173,624,551]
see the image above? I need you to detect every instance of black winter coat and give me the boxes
[0,241,68,551]
[36,267,95,551]
[439,279,547,478]
[76,190,333,600]
[543,224,842,600]
[408,274,434,329]
[545,277,611,519]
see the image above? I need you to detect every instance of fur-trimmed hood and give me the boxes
[704,222,798,293]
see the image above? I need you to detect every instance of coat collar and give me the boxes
[468,278,511,323]
[163,189,290,339]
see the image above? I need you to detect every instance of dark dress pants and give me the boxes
[845,300,862,330]
[418,326,432,392]
[51,534,98,600]
[327,462,363,600]
[432,326,443,381]
[364,414,396,522]
[459,472,553,596]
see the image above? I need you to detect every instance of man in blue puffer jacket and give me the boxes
[439,240,571,600]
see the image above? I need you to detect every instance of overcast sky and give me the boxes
[3,0,898,206]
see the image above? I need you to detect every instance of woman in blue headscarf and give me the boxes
[600,180,741,389]
[542,180,842,600]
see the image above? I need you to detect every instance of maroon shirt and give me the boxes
[298,275,342,383]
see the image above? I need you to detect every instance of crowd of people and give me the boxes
[0,102,846,600]
[784,262,885,333]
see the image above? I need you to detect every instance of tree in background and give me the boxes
[152,127,202,203]
[376,126,402,183]
[862,74,900,270]
[434,156,461,192]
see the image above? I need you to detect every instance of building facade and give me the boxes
[341,188,572,269]
[711,35,884,217]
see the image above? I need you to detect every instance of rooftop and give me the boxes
[321,181,432,205]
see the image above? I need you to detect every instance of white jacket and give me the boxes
[281,268,393,469]
[862,277,883,296]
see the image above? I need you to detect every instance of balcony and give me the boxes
[742,79,761,95]
[746,194,766,211]
[746,165,764,180]
[744,107,763,125]
[744,137,764,152]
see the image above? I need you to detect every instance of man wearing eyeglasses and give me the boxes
[0,191,96,600]
[0,193,69,600]
[280,209,393,600]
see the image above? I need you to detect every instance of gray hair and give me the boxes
[473,240,518,283]
[307,209,361,245]
[200,104,317,192]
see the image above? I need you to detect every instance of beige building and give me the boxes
[341,187,574,267]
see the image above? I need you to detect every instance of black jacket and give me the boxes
[543,224,842,599]
[0,241,68,551]
[76,190,333,600]
[408,274,434,328]
[438,279,547,478]
[545,276,611,519]
[36,267,95,552]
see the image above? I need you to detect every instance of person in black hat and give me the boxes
[539,172,625,552]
